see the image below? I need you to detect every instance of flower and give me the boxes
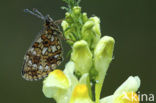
[94,36,115,103]
[42,35,116,103]
[41,0,142,102]
[42,61,76,103]
[43,61,92,103]
[100,76,141,103]
[81,16,101,49]
[70,84,93,103]
[71,40,92,75]
[61,5,101,50]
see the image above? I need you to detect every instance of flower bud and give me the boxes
[61,20,77,45]
[71,40,92,75]
[81,16,101,49]
[82,12,88,23]
[94,36,115,78]
[73,6,81,15]
[62,20,69,31]
[94,36,115,102]
[65,12,73,23]
[90,17,101,36]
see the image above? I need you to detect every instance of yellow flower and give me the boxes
[100,76,141,103]
[70,84,93,103]
[43,61,91,103]
[42,62,77,103]
[49,70,69,87]
[71,40,92,75]
[42,70,69,102]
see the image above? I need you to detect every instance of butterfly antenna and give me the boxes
[24,9,45,20]
[33,8,45,18]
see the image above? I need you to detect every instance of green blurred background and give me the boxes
[0,0,155,103]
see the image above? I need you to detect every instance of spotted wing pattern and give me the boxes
[22,17,63,81]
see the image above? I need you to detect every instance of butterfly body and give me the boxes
[22,12,63,81]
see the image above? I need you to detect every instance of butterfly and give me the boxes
[22,9,63,81]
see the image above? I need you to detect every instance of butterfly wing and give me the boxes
[22,25,63,81]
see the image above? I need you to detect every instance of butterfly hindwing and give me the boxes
[22,16,63,81]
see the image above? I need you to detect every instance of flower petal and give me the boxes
[42,70,69,102]
[42,61,80,103]
[100,95,113,103]
[114,76,141,95]
[70,84,93,103]
[64,61,78,90]
[79,73,89,84]
[114,92,139,103]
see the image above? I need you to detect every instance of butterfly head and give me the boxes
[45,15,54,25]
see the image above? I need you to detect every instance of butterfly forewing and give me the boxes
[22,16,63,81]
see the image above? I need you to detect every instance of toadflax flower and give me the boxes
[41,0,142,103]
[81,16,101,50]
[70,84,93,103]
[71,40,92,75]
[94,36,115,103]
[43,61,93,103]
[100,76,141,103]
[61,5,101,50]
